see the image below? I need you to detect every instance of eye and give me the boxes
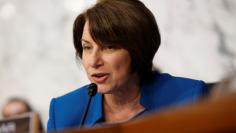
[100,44,121,53]
[82,46,91,50]
[102,46,116,53]
[107,46,116,49]
[82,43,92,51]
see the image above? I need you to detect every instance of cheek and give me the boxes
[82,58,89,73]
[108,54,131,77]
[81,53,89,66]
[116,60,130,72]
[82,59,86,68]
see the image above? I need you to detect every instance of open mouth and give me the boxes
[91,73,109,83]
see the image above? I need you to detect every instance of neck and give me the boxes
[104,73,140,110]
[104,86,141,111]
[104,73,144,123]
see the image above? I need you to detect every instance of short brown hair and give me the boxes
[73,0,161,80]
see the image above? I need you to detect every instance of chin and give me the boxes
[97,85,113,94]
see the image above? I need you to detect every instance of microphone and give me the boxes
[79,83,97,129]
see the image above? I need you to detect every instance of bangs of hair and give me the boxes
[86,1,135,48]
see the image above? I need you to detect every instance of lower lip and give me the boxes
[91,75,109,83]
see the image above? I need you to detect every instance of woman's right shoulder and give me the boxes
[48,84,91,131]
[53,84,90,104]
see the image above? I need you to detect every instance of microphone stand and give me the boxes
[79,83,97,129]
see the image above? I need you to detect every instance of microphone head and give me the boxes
[88,83,97,97]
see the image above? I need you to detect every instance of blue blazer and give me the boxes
[47,73,207,132]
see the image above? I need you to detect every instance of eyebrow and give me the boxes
[81,38,91,44]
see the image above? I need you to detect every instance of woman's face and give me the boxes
[81,21,132,94]
[3,101,28,118]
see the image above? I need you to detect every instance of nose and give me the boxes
[89,48,103,68]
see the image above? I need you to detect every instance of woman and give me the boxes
[47,0,207,131]
[2,97,32,118]
[2,97,45,132]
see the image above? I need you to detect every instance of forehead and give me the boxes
[4,101,27,109]
[3,101,27,115]
[81,19,125,49]
[82,21,89,36]
[81,21,105,48]
[81,21,94,43]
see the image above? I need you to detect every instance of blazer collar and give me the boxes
[84,72,161,126]
[140,72,162,111]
